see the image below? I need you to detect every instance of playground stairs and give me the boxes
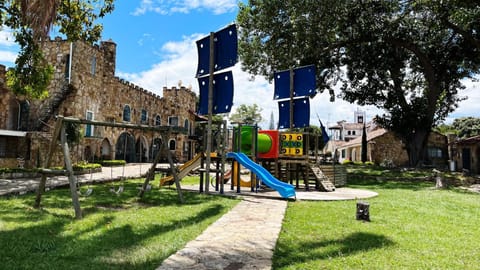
[308,164,336,192]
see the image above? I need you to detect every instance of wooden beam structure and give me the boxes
[35,115,187,219]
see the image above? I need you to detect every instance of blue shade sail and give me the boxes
[198,71,234,115]
[196,24,238,77]
[273,65,316,100]
[278,98,310,129]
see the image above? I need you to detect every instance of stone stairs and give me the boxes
[308,164,336,192]
[34,82,74,131]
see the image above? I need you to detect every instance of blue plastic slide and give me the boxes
[227,152,296,199]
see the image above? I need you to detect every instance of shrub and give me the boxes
[342,159,353,165]
[72,161,102,170]
[100,160,126,167]
[0,167,39,174]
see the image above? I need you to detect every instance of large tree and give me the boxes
[237,0,480,166]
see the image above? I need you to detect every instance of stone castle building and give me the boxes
[0,38,198,168]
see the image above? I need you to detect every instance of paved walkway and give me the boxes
[157,197,287,270]
[0,163,152,196]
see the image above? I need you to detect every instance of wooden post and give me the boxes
[139,131,184,203]
[60,122,83,219]
[356,201,370,222]
[139,132,162,198]
[163,132,184,203]
[34,117,63,208]
[205,31,215,193]
[220,120,227,194]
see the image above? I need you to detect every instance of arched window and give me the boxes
[155,115,161,126]
[169,139,176,150]
[141,109,148,124]
[123,105,131,122]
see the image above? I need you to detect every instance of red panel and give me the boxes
[258,130,279,159]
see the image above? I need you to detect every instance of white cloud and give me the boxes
[0,50,17,63]
[117,33,480,130]
[0,28,16,47]
[0,28,18,65]
[131,0,237,16]
[444,78,480,124]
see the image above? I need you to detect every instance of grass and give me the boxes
[273,177,480,269]
[2,168,479,269]
[0,176,239,270]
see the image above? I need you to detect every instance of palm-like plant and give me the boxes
[20,0,58,39]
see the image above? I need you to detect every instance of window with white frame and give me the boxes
[85,111,94,137]
[155,115,161,126]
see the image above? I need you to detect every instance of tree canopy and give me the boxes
[452,117,480,139]
[228,104,263,125]
[0,0,114,99]
[237,0,480,166]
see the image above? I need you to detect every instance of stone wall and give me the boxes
[369,132,409,166]
[1,38,199,168]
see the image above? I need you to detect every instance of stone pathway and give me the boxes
[157,197,287,270]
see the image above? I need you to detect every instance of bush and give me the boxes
[342,159,353,165]
[72,161,102,170]
[100,160,126,167]
[365,161,375,166]
[0,167,39,174]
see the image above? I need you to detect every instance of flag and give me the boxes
[319,119,330,145]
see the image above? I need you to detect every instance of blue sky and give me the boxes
[1,0,479,128]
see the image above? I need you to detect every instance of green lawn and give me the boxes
[0,177,239,270]
[1,173,479,269]
[274,178,480,269]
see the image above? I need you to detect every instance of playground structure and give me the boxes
[190,24,347,199]
[35,115,188,219]
[159,153,203,186]
[226,124,345,197]
[169,120,346,199]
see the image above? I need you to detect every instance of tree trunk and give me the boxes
[405,128,430,167]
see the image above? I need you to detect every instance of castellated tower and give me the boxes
[101,39,116,78]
